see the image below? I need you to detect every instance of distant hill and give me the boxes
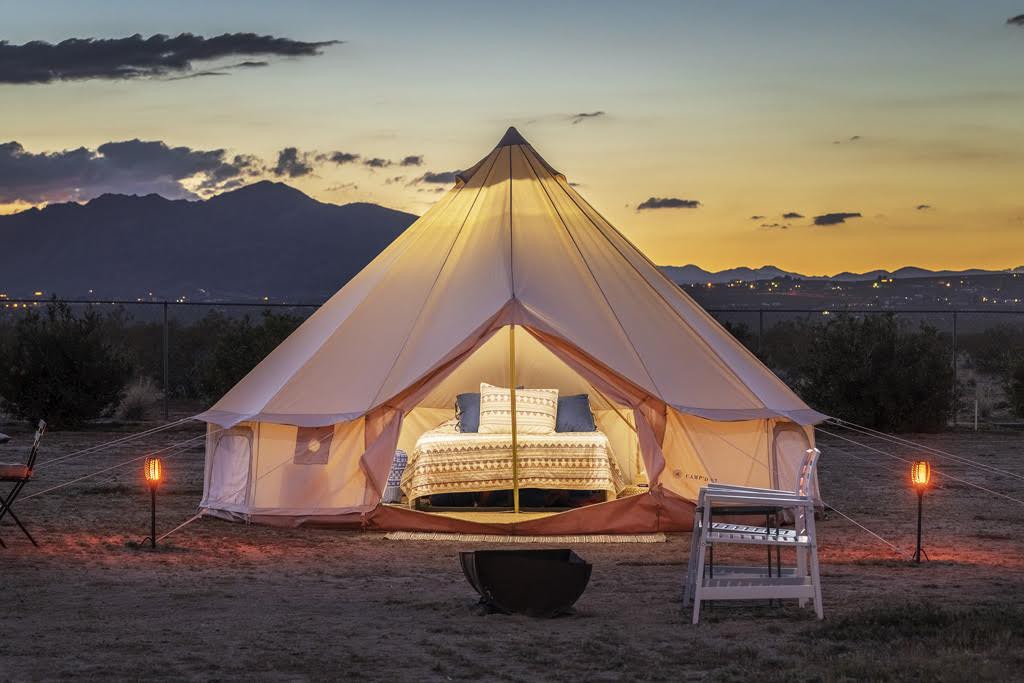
[2,186,1019,304]
[0,181,418,302]
[660,263,1024,285]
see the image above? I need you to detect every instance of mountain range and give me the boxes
[660,264,1024,286]
[1,181,1017,302]
[0,181,416,302]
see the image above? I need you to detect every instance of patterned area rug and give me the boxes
[384,531,667,543]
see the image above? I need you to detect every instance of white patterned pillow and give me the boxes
[478,382,559,435]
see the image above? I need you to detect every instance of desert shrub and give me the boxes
[119,310,234,400]
[115,376,163,421]
[958,324,1024,374]
[196,310,304,401]
[1008,361,1024,418]
[0,301,133,428]
[112,308,314,401]
[779,314,954,432]
[721,320,759,356]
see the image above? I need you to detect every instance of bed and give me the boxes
[400,419,627,506]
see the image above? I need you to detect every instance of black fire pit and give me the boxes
[459,549,592,618]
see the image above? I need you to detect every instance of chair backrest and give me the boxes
[796,447,820,498]
[25,420,47,472]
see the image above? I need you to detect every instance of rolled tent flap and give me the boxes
[196,127,827,530]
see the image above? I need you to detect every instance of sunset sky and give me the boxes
[2,0,1023,274]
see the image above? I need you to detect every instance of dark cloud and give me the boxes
[195,153,263,191]
[570,111,606,124]
[832,135,862,145]
[413,170,460,184]
[0,139,259,204]
[750,215,765,220]
[363,157,392,169]
[384,175,406,185]
[813,212,862,226]
[272,147,314,178]
[324,151,360,165]
[760,223,789,230]
[1007,14,1024,26]
[0,33,339,84]
[916,204,932,210]
[637,197,701,211]
[400,155,424,167]
[327,182,358,191]
[782,211,804,219]
[165,60,272,80]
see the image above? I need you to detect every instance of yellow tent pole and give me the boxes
[509,325,519,513]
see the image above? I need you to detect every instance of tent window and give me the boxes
[293,426,333,465]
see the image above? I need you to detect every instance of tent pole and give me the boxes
[509,325,519,513]
[588,384,637,434]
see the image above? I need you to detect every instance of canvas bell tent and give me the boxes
[197,127,825,533]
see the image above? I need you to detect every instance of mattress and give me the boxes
[401,420,627,504]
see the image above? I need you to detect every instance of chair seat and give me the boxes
[708,521,798,538]
[706,529,810,546]
[0,463,31,480]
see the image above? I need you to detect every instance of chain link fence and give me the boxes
[2,299,1023,427]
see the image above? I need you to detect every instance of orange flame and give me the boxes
[911,460,931,488]
[144,457,162,486]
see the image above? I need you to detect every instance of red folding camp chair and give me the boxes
[0,420,46,548]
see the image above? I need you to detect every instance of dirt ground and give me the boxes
[1,419,1023,681]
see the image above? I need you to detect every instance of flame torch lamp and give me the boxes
[910,460,931,563]
[143,457,162,549]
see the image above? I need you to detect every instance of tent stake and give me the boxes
[509,325,519,513]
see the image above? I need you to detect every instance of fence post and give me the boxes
[758,309,764,355]
[162,302,169,420]
[951,310,958,426]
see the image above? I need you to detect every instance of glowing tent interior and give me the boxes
[196,127,825,533]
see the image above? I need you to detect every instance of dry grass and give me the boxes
[114,376,163,421]
[1,419,1022,680]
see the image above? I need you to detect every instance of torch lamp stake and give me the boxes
[912,488,929,563]
[149,485,156,548]
[142,457,161,550]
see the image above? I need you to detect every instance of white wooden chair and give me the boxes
[684,447,820,603]
[684,448,822,624]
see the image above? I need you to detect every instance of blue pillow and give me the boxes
[556,394,596,432]
[455,393,480,432]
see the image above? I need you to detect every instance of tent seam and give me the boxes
[366,148,503,409]
[554,179,772,409]
[245,185,471,419]
[521,145,668,401]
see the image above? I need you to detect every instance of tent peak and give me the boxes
[496,126,529,148]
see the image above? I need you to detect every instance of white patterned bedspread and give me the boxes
[401,420,627,503]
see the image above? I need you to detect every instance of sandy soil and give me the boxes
[1,420,1023,681]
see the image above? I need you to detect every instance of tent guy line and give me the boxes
[35,417,195,470]
[821,499,911,559]
[20,430,215,503]
[817,427,1024,506]
[826,418,1024,481]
